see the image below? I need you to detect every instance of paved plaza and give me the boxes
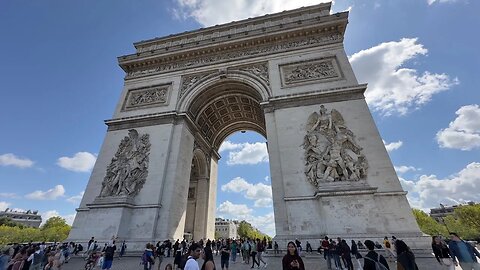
[64,253,453,270]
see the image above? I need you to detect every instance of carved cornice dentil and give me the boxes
[124,31,343,79]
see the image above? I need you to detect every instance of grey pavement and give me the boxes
[63,253,451,270]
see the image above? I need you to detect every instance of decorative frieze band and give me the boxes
[280,57,342,87]
[122,84,171,111]
[126,32,343,79]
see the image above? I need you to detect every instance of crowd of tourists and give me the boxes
[2,232,479,270]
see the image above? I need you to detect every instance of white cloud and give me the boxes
[173,0,329,26]
[66,191,85,204]
[216,201,276,236]
[227,142,268,165]
[350,38,458,115]
[221,177,273,207]
[0,153,34,168]
[219,141,243,152]
[217,201,253,216]
[400,162,480,211]
[264,176,270,182]
[57,152,97,172]
[25,185,65,200]
[436,104,480,151]
[0,193,19,199]
[394,165,419,174]
[41,210,76,226]
[0,201,11,211]
[427,0,458,5]
[383,140,403,152]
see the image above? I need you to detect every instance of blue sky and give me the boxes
[0,0,479,237]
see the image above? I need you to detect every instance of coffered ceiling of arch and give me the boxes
[193,94,265,148]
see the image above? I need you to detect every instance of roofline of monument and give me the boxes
[132,2,332,49]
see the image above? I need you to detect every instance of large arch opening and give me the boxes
[183,80,274,240]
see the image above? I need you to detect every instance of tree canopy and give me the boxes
[237,220,271,240]
[0,216,71,245]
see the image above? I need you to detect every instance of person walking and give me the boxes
[119,241,127,258]
[230,240,237,264]
[340,240,353,270]
[143,243,155,270]
[331,241,344,270]
[250,240,259,269]
[383,237,396,262]
[363,240,389,270]
[350,240,362,270]
[395,240,418,270]
[282,241,305,270]
[101,242,116,270]
[448,232,480,270]
[432,236,454,270]
[257,239,267,268]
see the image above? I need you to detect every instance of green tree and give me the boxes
[454,204,480,233]
[237,220,271,240]
[41,217,68,230]
[412,209,448,236]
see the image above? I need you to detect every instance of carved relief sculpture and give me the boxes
[303,105,368,188]
[281,58,341,86]
[236,62,270,85]
[123,85,169,110]
[99,129,151,197]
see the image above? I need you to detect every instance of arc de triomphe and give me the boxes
[68,3,426,250]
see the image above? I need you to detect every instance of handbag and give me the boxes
[442,258,453,266]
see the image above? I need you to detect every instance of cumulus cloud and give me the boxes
[394,165,419,174]
[350,38,458,115]
[0,201,11,211]
[66,191,85,204]
[173,0,329,26]
[436,104,480,151]
[383,140,403,152]
[217,201,253,216]
[400,162,480,211]
[41,210,76,226]
[216,201,275,236]
[221,177,273,207]
[25,185,65,200]
[57,152,97,172]
[219,141,243,152]
[227,142,268,165]
[0,153,34,168]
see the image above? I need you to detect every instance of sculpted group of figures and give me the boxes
[303,105,368,188]
[99,129,151,197]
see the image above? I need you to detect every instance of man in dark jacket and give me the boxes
[448,232,480,270]
[363,240,389,270]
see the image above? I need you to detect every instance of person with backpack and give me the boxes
[182,243,201,270]
[363,240,389,270]
[395,240,418,270]
[142,243,155,270]
[26,245,42,270]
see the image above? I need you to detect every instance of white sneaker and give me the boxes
[264,263,268,268]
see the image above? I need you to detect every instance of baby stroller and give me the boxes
[84,252,99,270]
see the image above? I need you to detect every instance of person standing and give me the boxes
[363,240,389,270]
[395,240,418,270]
[274,241,279,256]
[119,241,127,258]
[230,240,237,264]
[102,242,116,270]
[143,243,155,270]
[184,243,202,270]
[449,232,480,270]
[350,240,362,270]
[306,242,312,253]
[383,237,395,262]
[220,240,231,270]
[432,236,454,270]
[156,241,166,270]
[201,246,215,270]
[282,242,305,270]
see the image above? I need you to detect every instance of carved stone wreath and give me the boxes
[99,129,151,198]
[303,105,368,188]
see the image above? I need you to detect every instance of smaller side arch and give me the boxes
[191,147,209,179]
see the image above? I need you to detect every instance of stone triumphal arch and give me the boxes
[69,3,426,250]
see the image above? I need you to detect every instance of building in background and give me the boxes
[215,218,239,239]
[0,208,42,228]
[430,202,476,222]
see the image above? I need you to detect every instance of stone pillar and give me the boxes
[205,157,218,240]
[193,177,209,241]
